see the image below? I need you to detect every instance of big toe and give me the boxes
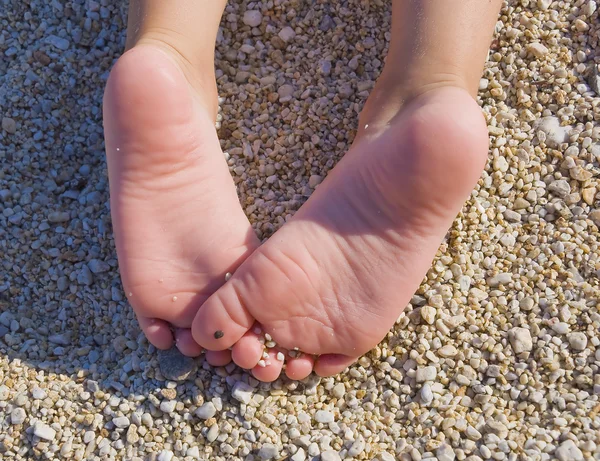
[191,280,255,350]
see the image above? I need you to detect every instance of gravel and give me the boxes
[0,1,599,460]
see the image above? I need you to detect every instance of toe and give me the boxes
[137,315,173,350]
[232,330,265,370]
[205,349,232,367]
[251,349,284,383]
[285,353,315,380]
[313,354,357,377]
[174,329,203,357]
[191,281,255,350]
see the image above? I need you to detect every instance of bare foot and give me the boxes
[190,86,489,381]
[104,44,259,359]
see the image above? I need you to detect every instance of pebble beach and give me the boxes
[1,0,600,460]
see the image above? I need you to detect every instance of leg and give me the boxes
[103,0,260,361]
[190,0,503,381]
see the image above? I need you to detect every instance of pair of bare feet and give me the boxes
[103,2,498,382]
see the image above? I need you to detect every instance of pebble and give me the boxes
[278,26,296,42]
[438,345,458,357]
[2,117,16,133]
[416,366,437,383]
[508,327,533,353]
[159,400,177,413]
[158,347,197,381]
[436,444,456,461]
[536,116,569,147]
[195,402,217,419]
[315,410,335,423]
[206,424,219,443]
[258,443,279,460]
[46,35,70,51]
[33,422,56,441]
[555,440,583,461]
[243,10,262,27]
[320,450,342,461]
[31,387,47,400]
[11,407,26,425]
[420,383,433,405]
[113,416,130,428]
[420,305,436,324]
[157,450,174,461]
[291,447,307,461]
[231,381,254,404]
[567,332,588,351]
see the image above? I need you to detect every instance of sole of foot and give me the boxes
[103,44,259,361]
[190,85,489,381]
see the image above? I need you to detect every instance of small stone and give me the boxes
[332,383,345,399]
[508,327,533,353]
[320,450,342,461]
[158,347,197,381]
[48,334,70,345]
[113,416,130,428]
[420,305,436,324]
[2,117,16,134]
[157,450,174,461]
[11,408,26,425]
[504,209,521,222]
[582,187,596,205]
[33,422,56,441]
[416,366,437,383]
[315,410,335,423]
[376,453,396,461]
[484,420,509,439]
[567,332,588,351]
[48,211,70,223]
[187,446,201,459]
[231,381,254,404]
[555,440,583,461]
[195,402,217,419]
[420,383,433,405]
[160,400,177,413]
[88,259,110,274]
[206,424,219,443]
[488,272,512,287]
[551,322,569,334]
[570,166,593,181]
[46,35,70,51]
[277,84,295,99]
[536,116,569,147]
[528,42,548,58]
[31,387,47,400]
[126,425,140,444]
[258,443,279,460]
[309,175,323,188]
[278,26,296,42]
[319,15,335,31]
[348,438,365,457]
[438,345,458,357]
[436,444,456,461]
[291,447,306,461]
[548,179,572,197]
[243,10,262,27]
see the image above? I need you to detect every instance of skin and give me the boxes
[105,0,504,381]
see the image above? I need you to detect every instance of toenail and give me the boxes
[214,330,224,339]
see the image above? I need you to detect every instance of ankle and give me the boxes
[358,68,473,135]
[130,33,219,117]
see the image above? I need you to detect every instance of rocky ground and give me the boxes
[1,0,599,460]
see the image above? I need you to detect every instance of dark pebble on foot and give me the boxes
[214,330,224,339]
[158,347,197,381]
